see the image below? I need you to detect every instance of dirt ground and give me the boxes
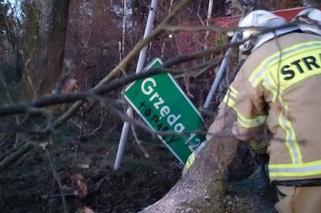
[0,121,182,213]
[0,117,277,213]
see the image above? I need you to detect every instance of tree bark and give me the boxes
[141,110,240,213]
[22,1,70,100]
[141,136,240,213]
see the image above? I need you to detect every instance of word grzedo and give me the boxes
[141,77,185,133]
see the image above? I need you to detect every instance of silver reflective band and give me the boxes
[269,161,321,177]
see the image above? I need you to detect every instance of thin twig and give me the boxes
[173,57,222,78]
[95,94,209,140]
[44,143,69,213]
[162,24,231,33]
[130,122,150,158]
[87,111,106,138]
[0,143,33,173]
[0,71,21,147]
[0,68,165,117]
[52,60,73,95]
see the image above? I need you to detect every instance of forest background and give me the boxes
[0,0,319,212]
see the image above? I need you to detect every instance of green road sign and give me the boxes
[124,58,205,164]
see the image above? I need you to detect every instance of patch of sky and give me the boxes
[5,0,23,20]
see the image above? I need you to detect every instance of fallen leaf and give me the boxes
[76,206,95,213]
[71,173,88,198]
[84,207,95,213]
[63,78,78,94]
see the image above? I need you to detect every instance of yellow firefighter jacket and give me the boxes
[218,32,321,182]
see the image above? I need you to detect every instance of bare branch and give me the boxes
[43,143,69,213]
[52,60,73,95]
[53,0,194,127]
[0,67,164,117]
[0,143,34,173]
[130,122,150,158]
[162,24,231,33]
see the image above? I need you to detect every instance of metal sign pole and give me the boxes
[114,0,159,170]
[203,31,239,109]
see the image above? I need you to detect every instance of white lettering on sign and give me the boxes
[185,133,202,150]
[160,106,170,117]
[141,78,156,95]
[141,77,186,133]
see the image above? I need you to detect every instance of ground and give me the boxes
[0,116,277,213]
[0,121,181,213]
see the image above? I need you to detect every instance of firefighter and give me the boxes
[208,9,321,212]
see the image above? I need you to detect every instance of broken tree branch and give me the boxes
[0,143,34,173]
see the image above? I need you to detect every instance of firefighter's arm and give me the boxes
[224,71,268,154]
[232,124,269,154]
[207,102,236,141]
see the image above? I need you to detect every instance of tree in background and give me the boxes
[1,0,319,212]
[21,0,69,100]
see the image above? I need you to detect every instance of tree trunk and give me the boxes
[140,136,240,213]
[22,1,70,100]
[141,108,240,212]
[141,105,277,212]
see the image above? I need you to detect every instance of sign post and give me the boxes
[124,58,205,163]
[114,0,159,170]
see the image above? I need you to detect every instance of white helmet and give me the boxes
[294,8,321,35]
[239,10,298,53]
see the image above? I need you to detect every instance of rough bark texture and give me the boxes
[140,99,278,212]
[141,109,240,213]
[22,1,70,100]
[140,136,240,213]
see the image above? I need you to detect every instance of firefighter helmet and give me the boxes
[238,10,298,53]
[294,8,321,35]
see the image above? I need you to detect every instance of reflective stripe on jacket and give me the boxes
[222,33,321,181]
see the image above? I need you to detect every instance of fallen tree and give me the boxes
[141,137,240,213]
[140,111,241,213]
